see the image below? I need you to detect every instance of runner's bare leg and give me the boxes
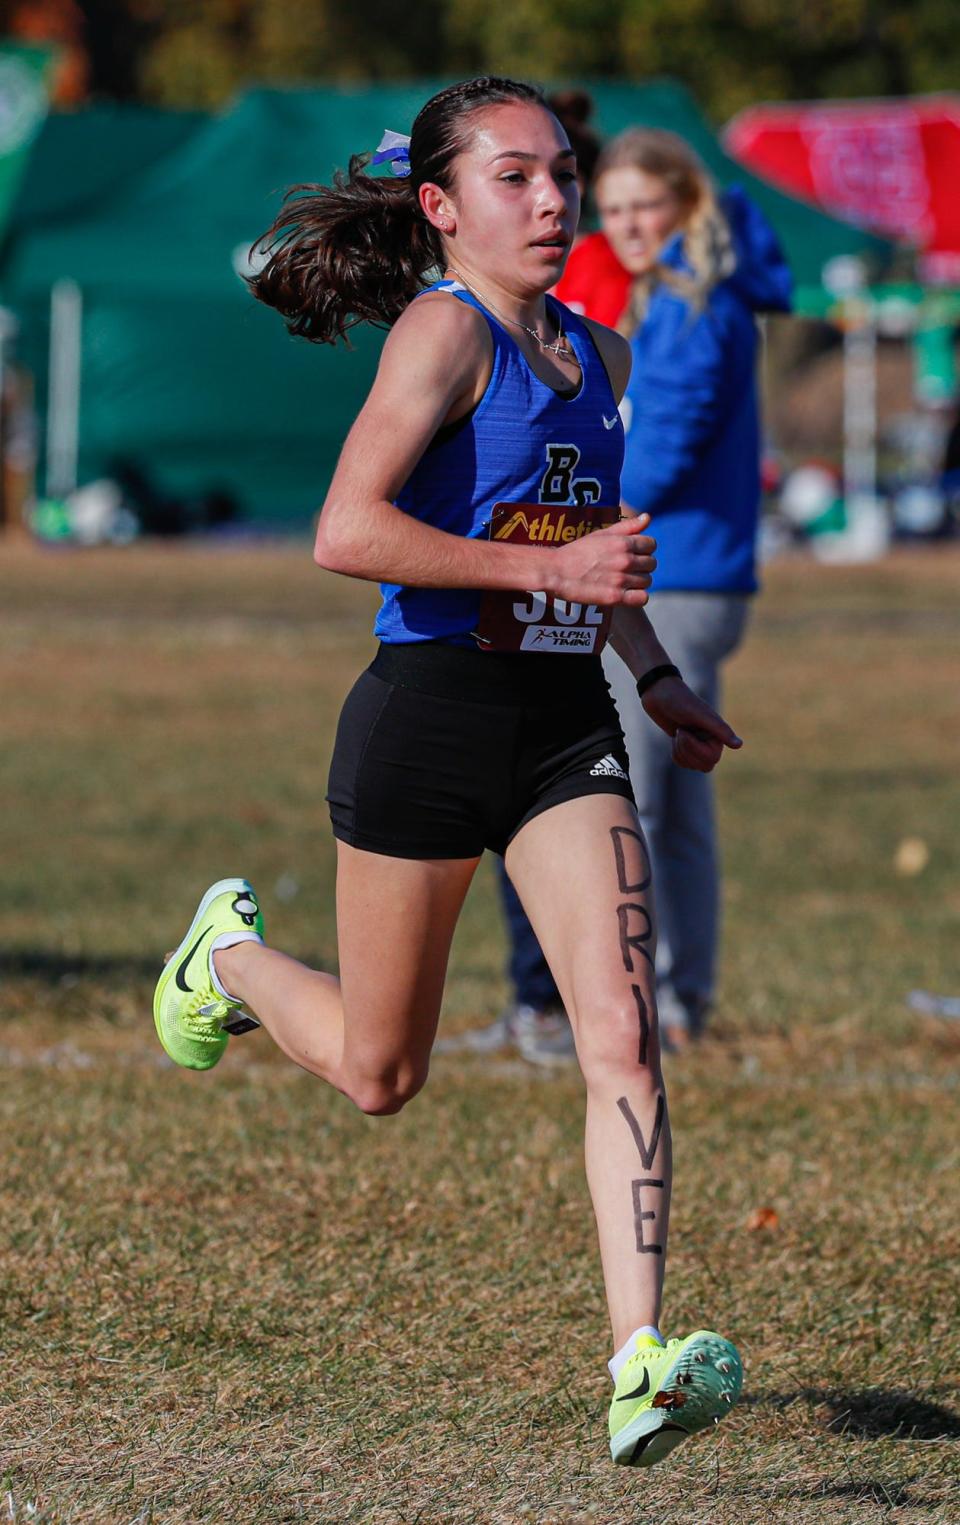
[504,794,669,1348]
[214,845,480,1114]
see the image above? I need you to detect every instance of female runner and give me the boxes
[153,77,744,1469]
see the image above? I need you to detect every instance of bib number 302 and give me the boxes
[475,500,620,654]
[513,592,604,627]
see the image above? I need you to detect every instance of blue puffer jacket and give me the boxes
[620,186,792,593]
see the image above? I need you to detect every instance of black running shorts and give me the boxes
[327,642,635,859]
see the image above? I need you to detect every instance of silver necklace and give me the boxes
[446,270,579,364]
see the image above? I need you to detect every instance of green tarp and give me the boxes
[7,102,205,230]
[0,79,893,524]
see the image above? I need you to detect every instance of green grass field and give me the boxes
[1,542,959,1524]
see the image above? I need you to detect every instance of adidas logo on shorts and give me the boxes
[589,753,628,780]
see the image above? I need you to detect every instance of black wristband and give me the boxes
[636,663,681,699]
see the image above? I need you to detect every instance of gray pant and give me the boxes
[602,592,750,1035]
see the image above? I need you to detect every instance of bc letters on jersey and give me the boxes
[539,442,602,507]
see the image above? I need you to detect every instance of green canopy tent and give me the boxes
[1,90,410,523]
[0,80,893,525]
[8,102,206,228]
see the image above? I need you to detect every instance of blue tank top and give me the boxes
[375,280,625,646]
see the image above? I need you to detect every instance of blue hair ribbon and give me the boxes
[372,129,411,177]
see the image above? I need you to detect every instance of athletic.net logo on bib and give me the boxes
[476,444,618,654]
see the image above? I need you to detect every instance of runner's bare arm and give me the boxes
[598,319,742,764]
[314,296,653,603]
[607,602,672,678]
[609,604,743,771]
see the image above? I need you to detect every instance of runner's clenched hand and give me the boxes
[547,512,657,607]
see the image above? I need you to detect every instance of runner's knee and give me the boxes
[576,992,662,1085]
[347,1061,429,1116]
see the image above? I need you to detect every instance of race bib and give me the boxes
[475,501,620,654]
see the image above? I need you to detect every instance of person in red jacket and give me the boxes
[556,226,631,327]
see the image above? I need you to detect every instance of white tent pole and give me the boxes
[46,279,83,498]
[843,296,877,509]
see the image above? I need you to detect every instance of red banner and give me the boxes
[725,96,960,284]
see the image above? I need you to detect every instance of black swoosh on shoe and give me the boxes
[175,928,211,992]
[617,1368,651,1402]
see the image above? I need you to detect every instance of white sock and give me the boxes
[209,930,262,1000]
[608,1324,664,1383]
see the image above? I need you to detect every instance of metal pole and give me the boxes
[0,319,6,530]
[46,279,83,498]
[843,295,877,510]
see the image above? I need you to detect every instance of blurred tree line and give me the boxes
[74,0,959,120]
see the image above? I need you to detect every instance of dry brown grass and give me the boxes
[1,542,959,1523]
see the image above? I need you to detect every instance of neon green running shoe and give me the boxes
[153,878,263,1071]
[609,1330,743,1468]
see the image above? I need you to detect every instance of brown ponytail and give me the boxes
[248,77,546,346]
[247,159,441,344]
